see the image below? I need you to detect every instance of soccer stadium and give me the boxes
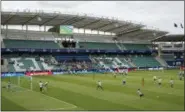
[1,2,184,111]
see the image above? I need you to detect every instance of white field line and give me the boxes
[45,106,77,111]
[13,90,31,93]
[3,82,77,110]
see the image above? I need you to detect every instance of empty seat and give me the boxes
[3,39,60,49]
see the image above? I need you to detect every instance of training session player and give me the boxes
[137,89,144,98]
[97,80,104,90]
[158,77,162,87]
[39,81,43,92]
[169,78,174,88]
[153,76,157,82]
[7,81,11,91]
[44,81,49,91]
[122,79,126,85]
[142,78,144,87]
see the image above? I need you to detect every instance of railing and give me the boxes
[1,48,157,54]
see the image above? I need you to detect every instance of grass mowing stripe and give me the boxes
[1,81,77,111]
[31,77,137,110]
[34,76,183,110]
[1,70,184,110]
[44,74,184,105]
[1,96,27,111]
[55,73,184,89]
[53,74,184,94]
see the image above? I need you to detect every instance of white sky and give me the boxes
[2,1,184,34]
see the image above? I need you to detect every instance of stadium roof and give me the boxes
[153,34,185,42]
[1,11,146,35]
[116,29,168,41]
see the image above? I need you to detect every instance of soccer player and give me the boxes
[182,71,184,77]
[96,81,103,90]
[169,78,174,88]
[153,76,157,82]
[179,75,183,80]
[137,89,144,98]
[158,77,162,87]
[39,81,43,92]
[153,76,157,84]
[178,71,183,80]
[114,74,116,78]
[142,78,144,87]
[7,81,11,91]
[125,70,128,76]
[44,81,49,91]
[122,79,126,85]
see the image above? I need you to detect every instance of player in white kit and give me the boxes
[39,81,43,92]
[158,78,162,87]
[96,81,103,90]
[137,89,144,98]
[169,78,174,88]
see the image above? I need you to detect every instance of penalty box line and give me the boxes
[4,82,78,110]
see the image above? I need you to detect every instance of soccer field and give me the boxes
[1,70,184,111]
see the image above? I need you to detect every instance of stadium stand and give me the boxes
[74,33,115,42]
[131,55,161,67]
[3,39,60,49]
[1,11,184,73]
[123,44,150,50]
[4,55,57,72]
[79,42,119,49]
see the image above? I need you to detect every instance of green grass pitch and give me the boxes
[1,69,184,111]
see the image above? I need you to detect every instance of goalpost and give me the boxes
[2,75,31,92]
[15,75,33,91]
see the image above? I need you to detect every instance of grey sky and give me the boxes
[2,1,184,34]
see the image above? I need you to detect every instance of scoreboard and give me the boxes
[59,25,73,35]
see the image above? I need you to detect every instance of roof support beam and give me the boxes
[117,29,141,37]
[2,13,17,25]
[136,32,154,38]
[116,27,142,36]
[151,34,167,42]
[21,14,38,25]
[91,21,117,31]
[111,24,133,33]
[115,24,144,35]
[131,32,149,38]
[126,29,150,38]
[69,17,86,25]
[105,23,131,32]
[40,15,59,26]
[57,16,78,25]
[79,19,102,28]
